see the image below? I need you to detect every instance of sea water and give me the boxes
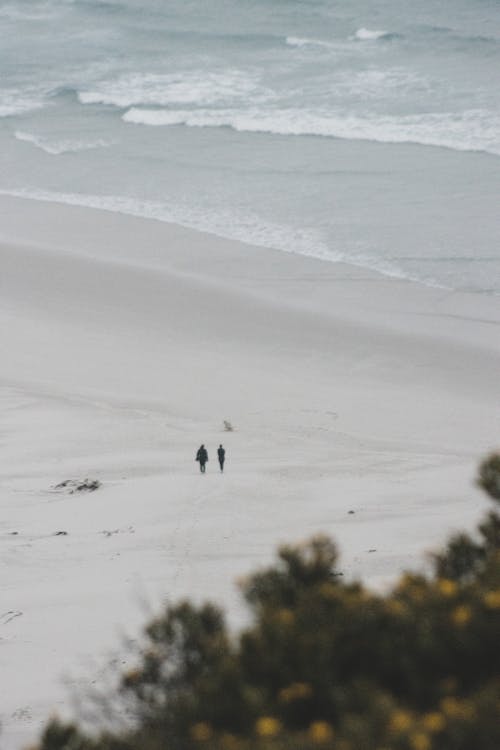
[1,0,499,292]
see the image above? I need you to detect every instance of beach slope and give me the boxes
[1,195,499,748]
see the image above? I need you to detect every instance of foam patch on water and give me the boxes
[14,131,111,155]
[78,70,269,108]
[333,68,432,100]
[122,106,500,155]
[123,109,191,126]
[0,90,46,118]
[353,27,393,41]
[286,36,336,49]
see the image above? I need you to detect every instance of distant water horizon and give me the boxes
[1,0,499,292]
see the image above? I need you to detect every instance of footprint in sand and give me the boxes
[12,705,32,721]
[100,526,135,537]
[1,610,23,625]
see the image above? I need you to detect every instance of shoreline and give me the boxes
[2,193,500,352]
[1,193,500,749]
[2,186,499,299]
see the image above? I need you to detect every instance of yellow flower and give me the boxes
[279,682,313,703]
[437,578,458,597]
[422,712,446,733]
[483,590,500,609]
[190,722,213,741]
[386,599,407,616]
[451,605,472,626]
[410,732,430,750]
[388,709,413,734]
[396,575,427,602]
[398,573,415,589]
[440,697,461,717]
[123,668,142,685]
[441,696,460,719]
[220,733,240,749]
[459,701,475,720]
[276,609,295,626]
[319,582,339,601]
[440,697,475,720]
[410,588,426,603]
[309,721,334,743]
[255,717,282,737]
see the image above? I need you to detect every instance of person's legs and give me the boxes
[219,460,224,473]
[201,462,206,473]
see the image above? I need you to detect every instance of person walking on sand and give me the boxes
[196,444,208,473]
[217,444,226,473]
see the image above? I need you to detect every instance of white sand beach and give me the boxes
[1,195,499,748]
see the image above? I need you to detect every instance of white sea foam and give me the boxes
[0,186,339,264]
[122,107,500,156]
[14,131,111,155]
[353,27,392,41]
[285,36,335,49]
[78,70,268,108]
[0,90,45,118]
[122,109,191,126]
[333,68,432,100]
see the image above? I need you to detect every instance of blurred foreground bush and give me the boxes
[37,455,500,750]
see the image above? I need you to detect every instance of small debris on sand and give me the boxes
[54,479,101,494]
[54,531,68,536]
[12,706,32,721]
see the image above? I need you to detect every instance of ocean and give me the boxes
[1,0,499,292]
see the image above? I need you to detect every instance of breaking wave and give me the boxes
[78,70,268,108]
[122,107,500,156]
[14,131,111,155]
[0,90,46,117]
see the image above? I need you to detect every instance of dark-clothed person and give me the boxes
[217,444,226,472]
[196,444,208,473]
